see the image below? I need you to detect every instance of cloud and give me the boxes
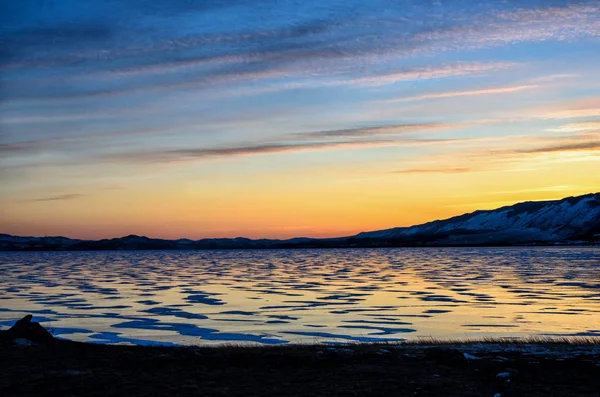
[105,139,437,164]
[3,60,517,102]
[547,121,600,133]
[528,74,578,83]
[389,85,537,102]
[511,98,600,121]
[389,167,472,174]
[93,119,503,165]
[2,58,310,101]
[418,3,600,51]
[540,109,600,120]
[518,141,600,155]
[1,117,502,169]
[89,55,243,79]
[1,13,346,73]
[1,113,122,125]
[294,122,457,139]
[0,141,42,154]
[4,2,598,102]
[351,62,515,86]
[29,194,85,202]
[381,129,600,177]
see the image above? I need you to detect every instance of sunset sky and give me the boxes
[1,0,599,239]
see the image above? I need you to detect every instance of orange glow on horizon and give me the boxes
[2,152,598,240]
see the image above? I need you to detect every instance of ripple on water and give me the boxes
[0,247,598,345]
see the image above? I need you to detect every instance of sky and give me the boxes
[1,0,599,240]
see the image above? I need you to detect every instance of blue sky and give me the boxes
[1,0,599,238]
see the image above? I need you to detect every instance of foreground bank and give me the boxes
[1,316,599,397]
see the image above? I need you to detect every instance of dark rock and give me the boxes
[425,347,467,365]
[1,315,55,343]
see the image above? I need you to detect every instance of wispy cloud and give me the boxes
[1,118,508,171]
[383,128,600,177]
[29,194,85,202]
[4,60,518,102]
[94,119,504,165]
[389,167,472,174]
[352,62,515,87]
[294,122,457,139]
[388,85,537,102]
[518,141,600,155]
[104,138,462,165]
[0,141,42,154]
[1,112,126,125]
[6,2,598,102]
[7,3,598,73]
[547,121,600,133]
[528,74,578,83]
[420,3,600,52]
[538,108,600,120]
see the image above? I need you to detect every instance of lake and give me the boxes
[1,248,599,345]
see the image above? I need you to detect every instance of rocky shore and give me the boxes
[1,316,599,396]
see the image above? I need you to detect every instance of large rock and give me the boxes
[1,315,55,343]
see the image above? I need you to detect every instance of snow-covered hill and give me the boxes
[354,193,600,245]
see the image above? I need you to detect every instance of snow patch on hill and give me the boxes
[355,193,600,244]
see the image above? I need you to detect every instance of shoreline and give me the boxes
[2,319,599,396]
[2,243,599,252]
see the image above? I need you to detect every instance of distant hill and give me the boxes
[354,192,600,246]
[1,193,599,251]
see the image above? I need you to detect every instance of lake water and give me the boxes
[1,248,599,345]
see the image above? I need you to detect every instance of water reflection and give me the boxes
[0,248,599,345]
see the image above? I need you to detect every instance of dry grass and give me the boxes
[397,335,600,345]
[200,335,600,352]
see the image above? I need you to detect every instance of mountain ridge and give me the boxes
[1,192,599,250]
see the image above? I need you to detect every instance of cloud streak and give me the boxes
[103,137,464,165]
[29,194,85,202]
[389,85,537,102]
[548,121,600,132]
[389,167,472,174]
[0,141,44,154]
[384,128,600,177]
[351,62,515,87]
[294,122,458,139]
[3,61,517,102]
[538,108,600,120]
[518,141,600,155]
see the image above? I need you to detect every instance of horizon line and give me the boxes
[3,191,597,241]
